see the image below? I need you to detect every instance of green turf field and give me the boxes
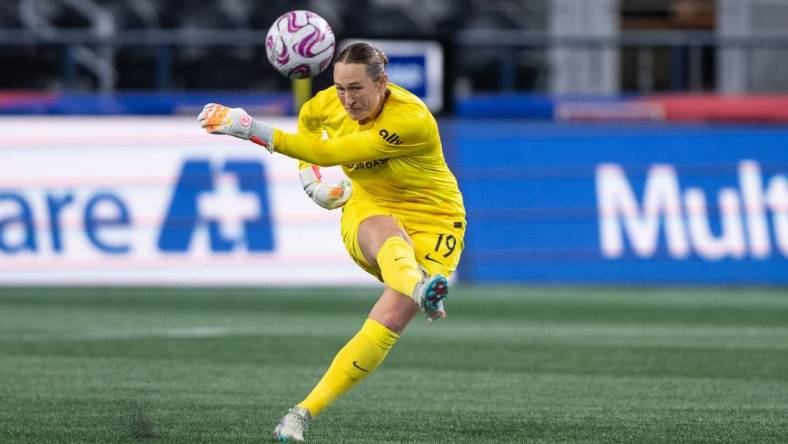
[1,287,786,443]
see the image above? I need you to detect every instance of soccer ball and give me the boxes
[265,10,336,79]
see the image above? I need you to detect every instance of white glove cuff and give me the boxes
[299,165,321,187]
[249,120,275,152]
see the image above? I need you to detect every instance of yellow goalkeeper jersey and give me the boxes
[272,83,465,225]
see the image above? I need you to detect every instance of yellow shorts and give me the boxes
[340,199,466,281]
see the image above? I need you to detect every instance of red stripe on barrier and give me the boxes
[646,94,788,123]
[0,253,352,271]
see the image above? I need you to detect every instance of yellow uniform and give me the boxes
[273,83,466,279]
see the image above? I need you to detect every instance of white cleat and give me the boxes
[412,274,449,321]
[272,406,311,442]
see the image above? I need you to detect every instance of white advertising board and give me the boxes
[0,116,373,286]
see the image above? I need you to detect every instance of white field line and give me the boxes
[0,326,260,342]
[2,323,788,350]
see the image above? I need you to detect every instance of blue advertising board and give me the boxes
[447,121,788,284]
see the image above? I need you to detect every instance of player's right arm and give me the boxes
[197,101,351,210]
[271,119,426,166]
[197,101,429,165]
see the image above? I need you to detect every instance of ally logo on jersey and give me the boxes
[379,129,404,145]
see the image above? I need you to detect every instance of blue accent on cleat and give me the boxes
[413,274,449,321]
[424,275,448,308]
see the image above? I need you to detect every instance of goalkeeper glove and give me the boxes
[197,103,274,152]
[300,165,352,210]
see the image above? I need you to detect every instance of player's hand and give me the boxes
[198,103,254,139]
[198,103,275,152]
[300,165,352,210]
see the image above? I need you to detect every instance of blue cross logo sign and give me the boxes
[157,159,274,252]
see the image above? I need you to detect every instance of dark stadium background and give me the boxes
[1,1,786,442]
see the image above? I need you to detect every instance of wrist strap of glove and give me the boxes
[299,165,321,199]
[299,165,322,186]
[249,120,275,152]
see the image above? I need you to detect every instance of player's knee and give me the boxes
[359,216,409,244]
[369,290,419,333]
[372,312,410,334]
[358,227,409,266]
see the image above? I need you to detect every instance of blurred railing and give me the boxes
[456,29,788,92]
[3,28,788,93]
[0,28,269,91]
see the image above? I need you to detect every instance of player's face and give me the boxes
[334,62,388,122]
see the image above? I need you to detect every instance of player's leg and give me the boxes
[273,300,401,441]
[273,209,406,441]
[408,225,465,320]
[293,216,414,415]
[367,285,420,333]
[294,286,409,411]
[273,287,415,441]
[357,215,423,300]
[357,215,449,319]
[272,207,464,440]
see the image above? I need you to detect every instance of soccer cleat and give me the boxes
[272,406,311,442]
[412,274,449,321]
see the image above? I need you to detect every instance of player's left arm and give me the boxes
[295,99,352,210]
[197,103,429,167]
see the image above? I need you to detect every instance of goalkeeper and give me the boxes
[198,42,465,442]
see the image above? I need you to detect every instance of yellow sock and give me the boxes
[376,236,423,297]
[297,319,399,416]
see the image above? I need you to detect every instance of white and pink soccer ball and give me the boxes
[265,10,335,79]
